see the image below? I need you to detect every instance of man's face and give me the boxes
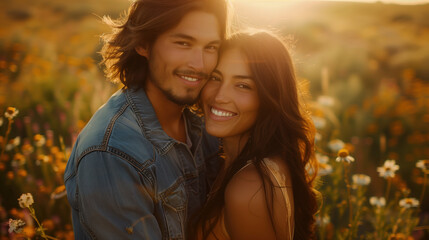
[137,11,221,105]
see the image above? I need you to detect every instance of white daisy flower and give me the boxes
[399,198,419,208]
[312,116,327,130]
[18,193,34,208]
[352,174,371,186]
[4,107,19,120]
[8,219,25,233]
[317,95,335,107]
[377,160,399,179]
[318,163,333,176]
[328,139,345,153]
[369,197,386,208]
[316,153,329,164]
[316,215,330,226]
[336,149,355,163]
[416,160,429,174]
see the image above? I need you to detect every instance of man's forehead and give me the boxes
[168,11,221,42]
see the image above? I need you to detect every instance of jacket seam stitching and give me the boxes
[101,103,130,150]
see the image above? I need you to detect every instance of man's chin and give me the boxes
[167,94,198,106]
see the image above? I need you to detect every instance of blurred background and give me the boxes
[1,0,428,239]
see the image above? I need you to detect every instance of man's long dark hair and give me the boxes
[190,30,319,239]
[100,0,231,89]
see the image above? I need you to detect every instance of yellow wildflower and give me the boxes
[51,185,67,199]
[36,154,51,165]
[33,134,46,147]
[12,153,26,167]
[42,219,55,231]
[17,169,27,177]
[45,139,53,147]
[23,225,36,238]
[21,143,34,155]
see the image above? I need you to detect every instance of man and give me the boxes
[64,0,230,239]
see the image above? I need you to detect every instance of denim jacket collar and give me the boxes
[124,87,202,155]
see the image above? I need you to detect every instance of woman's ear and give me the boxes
[135,46,149,58]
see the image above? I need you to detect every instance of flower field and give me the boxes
[1,0,428,239]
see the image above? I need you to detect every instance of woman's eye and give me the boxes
[237,84,251,89]
[209,75,221,81]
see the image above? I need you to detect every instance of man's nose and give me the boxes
[187,48,204,72]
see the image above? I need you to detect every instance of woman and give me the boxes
[190,30,318,239]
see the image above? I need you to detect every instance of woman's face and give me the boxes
[201,48,260,139]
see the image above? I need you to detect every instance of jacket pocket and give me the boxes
[160,179,187,240]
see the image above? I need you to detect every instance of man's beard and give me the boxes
[159,85,197,106]
[149,75,198,106]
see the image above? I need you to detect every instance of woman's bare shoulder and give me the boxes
[223,163,277,239]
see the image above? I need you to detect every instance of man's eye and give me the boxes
[206,45,219,51]
[175,42,190,47]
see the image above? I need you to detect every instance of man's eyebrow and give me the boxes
[170,33,221,45]
[170,33,196,41]
[208,40,221,45]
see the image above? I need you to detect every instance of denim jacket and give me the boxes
[64,88,219,239]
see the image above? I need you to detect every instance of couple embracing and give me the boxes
[64,0,318,239]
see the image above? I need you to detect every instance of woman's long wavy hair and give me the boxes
[100,0,231,89]
[190,30,319,239]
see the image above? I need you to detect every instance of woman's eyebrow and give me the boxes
[233,75,253,80]
[212,69,223,77]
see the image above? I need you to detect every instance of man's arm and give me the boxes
[75,151,161,239]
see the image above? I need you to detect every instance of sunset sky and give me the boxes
[234,0,429,4]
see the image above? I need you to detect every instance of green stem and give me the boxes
[29,207,49,240]
[374,207,382,239]
[385,178,391,202]
[0,119,13,161]
[420,173,427,203]
[45,236,59,240]
[391,208,406,235]
[342,162,353,240]
[343,162,352,227]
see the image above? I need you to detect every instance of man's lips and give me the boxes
[177,74,201,82]
[174,69,208,82]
